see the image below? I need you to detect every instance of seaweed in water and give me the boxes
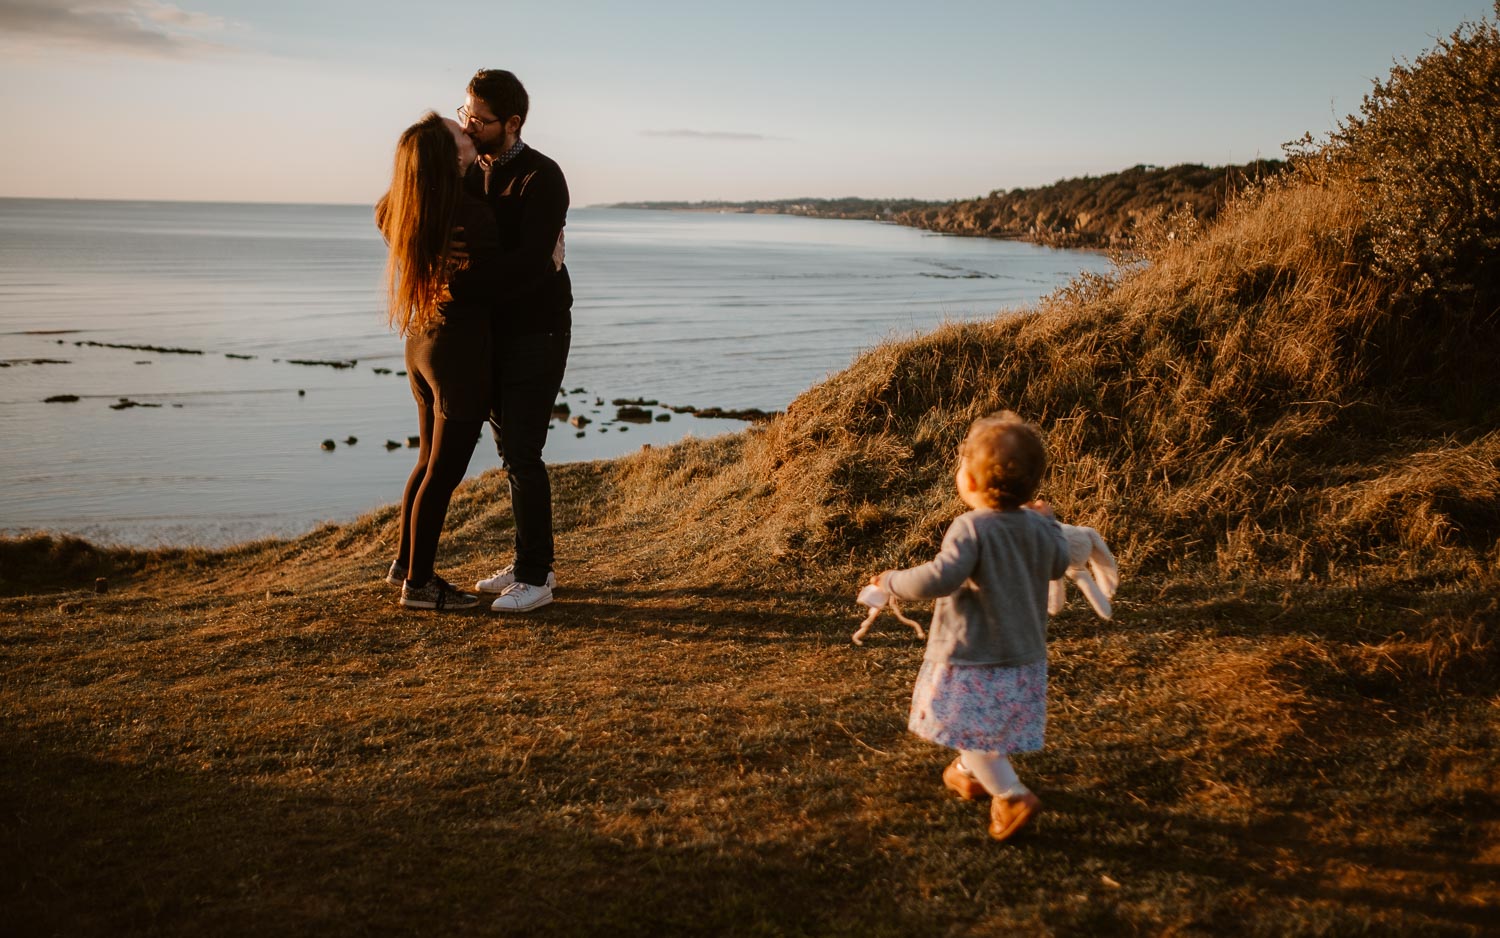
[286,359,357,369]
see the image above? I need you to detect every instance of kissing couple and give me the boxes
[375,69,570,613]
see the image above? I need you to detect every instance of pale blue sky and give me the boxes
[0,0,1492,205]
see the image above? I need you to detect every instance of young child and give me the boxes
[873,411,1069,842]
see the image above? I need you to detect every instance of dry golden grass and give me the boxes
[3,459,1496,935]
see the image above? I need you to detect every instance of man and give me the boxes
[460,68,571,613]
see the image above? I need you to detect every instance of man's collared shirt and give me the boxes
[478,138,527,194]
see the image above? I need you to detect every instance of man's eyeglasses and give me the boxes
[457,106,502,130]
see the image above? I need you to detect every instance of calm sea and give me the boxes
[0,198,1110,547]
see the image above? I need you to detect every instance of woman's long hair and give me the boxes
[377,112,462,337]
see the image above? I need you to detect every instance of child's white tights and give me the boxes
[959,750,1030,798]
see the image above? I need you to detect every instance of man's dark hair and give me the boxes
[467,69,529,127]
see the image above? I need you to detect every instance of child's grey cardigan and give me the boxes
[885,508,1070,667]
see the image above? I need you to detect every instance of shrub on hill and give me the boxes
[1292,8,1500,415]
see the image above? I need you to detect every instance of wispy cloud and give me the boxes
[139,0,227,31]
[643,129,790,142]
[0,0,236,58]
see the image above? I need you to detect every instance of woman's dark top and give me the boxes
[404,194,501,421]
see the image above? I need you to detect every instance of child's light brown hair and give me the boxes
[960,411,1047,510]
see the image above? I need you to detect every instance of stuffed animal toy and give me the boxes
[851,584,925,645]
[1050,523,1119,619]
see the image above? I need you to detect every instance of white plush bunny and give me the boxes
[1049,523,1119,619]
[851,584,926,645]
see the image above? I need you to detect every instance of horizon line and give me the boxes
[0,194,967,211]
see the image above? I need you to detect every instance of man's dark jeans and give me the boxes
[490,331,570,586]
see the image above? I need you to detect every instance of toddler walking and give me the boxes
[872,411,1069,841]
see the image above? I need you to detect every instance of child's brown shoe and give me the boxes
[988,791,1042,842]
[942,758,988,800]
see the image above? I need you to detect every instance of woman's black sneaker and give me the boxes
[400,575,481,610]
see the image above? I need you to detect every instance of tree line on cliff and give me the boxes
[611,161,1287,250]
[895,160,1285,249]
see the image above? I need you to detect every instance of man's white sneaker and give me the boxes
[476,564,557,594]
[489,581,553,612]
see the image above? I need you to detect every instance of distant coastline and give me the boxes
[608,160,1284,250]
[604,196,941,222]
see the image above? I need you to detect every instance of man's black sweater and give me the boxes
[464,144,573,336]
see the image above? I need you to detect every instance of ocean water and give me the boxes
[0,198,1111,546]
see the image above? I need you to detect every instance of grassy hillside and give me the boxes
[4,11,1499,936]
[896,160,1284,249]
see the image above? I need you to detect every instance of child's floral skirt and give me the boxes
[908,659,1046,753]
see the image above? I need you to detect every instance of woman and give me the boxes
[376,112,499,610]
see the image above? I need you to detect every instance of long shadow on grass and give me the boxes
[544,585,864,646]
[1034,789,1499,931]
[0,733,926,937]
[1141,580,1493,645]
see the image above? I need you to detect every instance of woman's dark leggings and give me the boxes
[396,401,482,587]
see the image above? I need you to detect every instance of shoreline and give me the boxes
[1,344,775,550]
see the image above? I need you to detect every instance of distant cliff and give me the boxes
[608,161,1284,249]
[897,161,1284,249]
